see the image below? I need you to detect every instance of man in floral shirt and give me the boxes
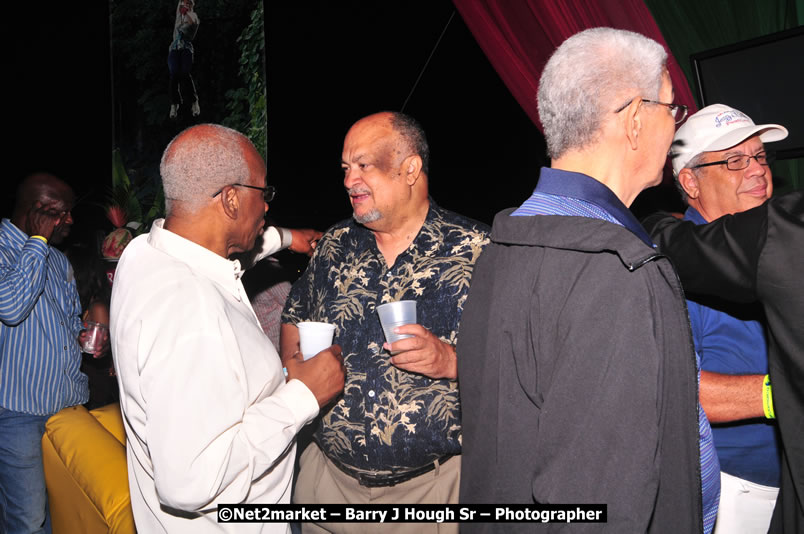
[281,111,489,533]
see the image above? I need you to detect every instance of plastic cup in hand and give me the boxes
[82,321,109,354]
[297,321,336,361]
[376,300,417,352]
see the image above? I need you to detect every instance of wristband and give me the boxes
[762,374,775,419]
[31,235,48,244]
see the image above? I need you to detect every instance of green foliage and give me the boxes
[110,149,142,224]
[109,0,262,224]
[111,0,260,166]
[224,1,267,159]
[109,149,165,234]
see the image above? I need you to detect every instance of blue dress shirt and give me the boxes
[685,206,780,487]
[0,219,87,415]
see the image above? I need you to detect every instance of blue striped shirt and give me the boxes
[514,168,719,534]
[512,167,655,245]
[0,218,88,415]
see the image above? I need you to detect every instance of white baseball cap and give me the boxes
[670,104,788,175]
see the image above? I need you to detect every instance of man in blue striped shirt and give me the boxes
[0,173,88,533]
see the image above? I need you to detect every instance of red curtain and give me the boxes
[453,0,698,132]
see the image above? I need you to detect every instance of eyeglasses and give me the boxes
[211,184,276,202]
[691,151,773,171]
[614,98,688,124]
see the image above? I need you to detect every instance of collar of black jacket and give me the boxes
[490,208,662,272]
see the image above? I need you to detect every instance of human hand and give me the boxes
[285,344,345,408]
[384,324,457,380]
[95,329,111,358]
[289,228,324,256]
[27,201,67,241]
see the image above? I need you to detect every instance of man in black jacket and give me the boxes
[458,28,707,533]
[645,191,804,533]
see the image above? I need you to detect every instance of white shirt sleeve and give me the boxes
[245,226,292,268]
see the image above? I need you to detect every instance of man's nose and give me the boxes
[745,155,767,176]
[344,168,360,189]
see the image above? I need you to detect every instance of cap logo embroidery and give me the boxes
[714,110,750,128]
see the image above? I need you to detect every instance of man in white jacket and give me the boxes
[111,123,345,533]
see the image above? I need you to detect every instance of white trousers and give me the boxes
[713,471,778,534]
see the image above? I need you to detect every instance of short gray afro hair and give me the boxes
[538,27,667,160]
[389,112,430,176]
[160,123,254,212]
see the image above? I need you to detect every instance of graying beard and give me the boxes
[353,209,382,224]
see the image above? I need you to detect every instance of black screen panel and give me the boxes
[691,27,804,159]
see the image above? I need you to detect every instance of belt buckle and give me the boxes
[342,455,451,488]
[357,471,388,488]
[356,462,433,487]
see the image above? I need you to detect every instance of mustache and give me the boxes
[347,187,371,196]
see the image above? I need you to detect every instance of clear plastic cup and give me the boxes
[297,321,336,360]
[376,300,417,351]
[82,321,109,354]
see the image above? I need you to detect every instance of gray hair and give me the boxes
[160,123,253,213]
[674,152,707,204]
[389,112,430,176]
[538,27,667,159]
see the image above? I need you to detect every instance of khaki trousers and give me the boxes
[294,443,460,534]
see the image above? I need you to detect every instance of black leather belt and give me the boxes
[328,454,455,488]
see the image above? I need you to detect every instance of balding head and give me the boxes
[160,124,265,214]
[160,124,269,258]
[14,173,72,212]
[12,173,76,244]
[342,112,430,233]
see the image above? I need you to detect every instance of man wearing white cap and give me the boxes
[672,104,788,218]
[670,104,788,533]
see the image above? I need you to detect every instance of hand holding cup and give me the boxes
[376,300,416,354]
[384,323,458,380]
[298,321,336,360]
[284,344,345,408]
[79,321,110,358]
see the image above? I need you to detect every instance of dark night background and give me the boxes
[6,1,684,248]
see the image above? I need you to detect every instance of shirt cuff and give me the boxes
[277,378,320,426]
[276,227,293,250]
[249,226,286,265]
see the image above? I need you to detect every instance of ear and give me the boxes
[218,186,240,220]
[677,168,700,200]
[402,154,423,186]
[623,99,642,151]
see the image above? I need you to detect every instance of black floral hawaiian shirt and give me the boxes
[282,200,489,473]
